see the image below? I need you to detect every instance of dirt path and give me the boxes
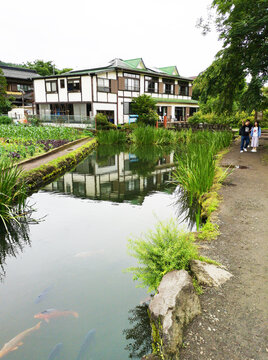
[180,136,268,360]
[19,137,93,172]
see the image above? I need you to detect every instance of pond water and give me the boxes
[0,145,194,360]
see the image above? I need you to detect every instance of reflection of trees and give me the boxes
[123,304,152,359]
[96,144,128,166]
[173,187,200,231]
[0,217,31,281]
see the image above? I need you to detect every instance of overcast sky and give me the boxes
[1,0,222,77]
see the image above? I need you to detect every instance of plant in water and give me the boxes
[126,218,200,292]
[97,130,127,144]
[0,157,27,227]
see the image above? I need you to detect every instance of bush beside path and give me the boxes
[180,137,268,360]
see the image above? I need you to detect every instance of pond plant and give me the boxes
[0,157,27,227]
[97,129,127,144]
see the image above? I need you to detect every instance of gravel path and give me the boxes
[180,136,268,360]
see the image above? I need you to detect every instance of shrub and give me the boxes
[126,219,200,292]
[29,116,41,126]
[188,111,254,128]
[0,115,12,125]
[95,113,116,130]
[131,94,159,126]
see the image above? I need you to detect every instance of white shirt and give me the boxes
[253,127,258,137]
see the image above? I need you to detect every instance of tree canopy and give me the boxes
[0,69,12,114]
[131,95,159,126]
[196,0,268,114]
[24,60,72,76]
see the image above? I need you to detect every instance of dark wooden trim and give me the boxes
[116,70,119,125]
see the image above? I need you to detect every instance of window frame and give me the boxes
[145,76,159,93]
[45,80,58,94]
[179,82,189,96]
[124,72,140,92]
[67,78,81,93]
[60,79,65,89]
[97,78,111,93]
[163,79,174,95]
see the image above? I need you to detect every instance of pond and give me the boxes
[0,145,195,360]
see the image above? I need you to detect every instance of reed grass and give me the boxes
[97,130,127,144]
[0,157,27,227]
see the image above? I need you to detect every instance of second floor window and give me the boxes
[145,76,158,93]
[97,78,111,92]
[124,72,140,91]
[67,79,81,92]
[179,82,189,96]
[45,81,57,93]
[163,80,174,95]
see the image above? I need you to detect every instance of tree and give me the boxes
[197,0,268,113]
[25,60,72,76]
[131,94,159,126]
[0,69,12,114]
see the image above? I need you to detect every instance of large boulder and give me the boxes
[148,270,201,360]
[190,259,233,287]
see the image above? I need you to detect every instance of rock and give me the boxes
[149,270,201,360]
[141,355,161,360]
[190,260,233,287]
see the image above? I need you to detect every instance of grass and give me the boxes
[126,218,203,292]
[97,130,127,144]
[130,126,184,145]
[0,157,27,227]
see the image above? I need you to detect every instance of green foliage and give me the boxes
[0,69,12,114]
[131,95,158,126]
[131,126,183,145]
[97,130,127,144]
[24,60,72,76]
[0,115,12,125]
[0,157,27,227]
[196,0,268,113]
[28,116,41,127]
[95,113,116,130]
[197,221,220,241]
[188,110,254,127]
[126,219,200,292]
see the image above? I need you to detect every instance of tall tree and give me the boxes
[0,69,12,114]
[24,60,72,76]
[197,0,268,113]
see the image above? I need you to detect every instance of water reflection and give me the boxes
[0,219,31,280]
[43,145,176,205]
[123,304,152,359]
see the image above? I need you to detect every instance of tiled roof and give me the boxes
[158,66,179,76]
[0,65,40,80]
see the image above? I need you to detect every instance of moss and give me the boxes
[148,310,164,359]
[197,220,220,241]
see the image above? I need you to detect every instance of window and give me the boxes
[97,78,111,92]
[17,84,30,91]
[145,76,158,93]
[157,106,167,117]
[123,102,134,115]
[67,78,81,92]
[179,82,189,96]
[124,72,140,91]
[45,80,57,93]
[163,80,174,95]
[60,79,65,88]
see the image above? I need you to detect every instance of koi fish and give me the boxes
[34,286,53,304]
[48,343,63,360]
[34,309,79,323]
[0,322,41,358]
[76,329,96,360]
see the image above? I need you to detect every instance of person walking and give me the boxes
[250,121,261,152]
[239,120,252,153]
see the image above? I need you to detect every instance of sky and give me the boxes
[1,0,222,77]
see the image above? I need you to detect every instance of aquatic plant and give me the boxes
[126,218,200,292]
[0,157,27,227]
[97,130,127,144]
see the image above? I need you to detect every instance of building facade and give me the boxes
[0,65,40,107]
[34,58,198,125]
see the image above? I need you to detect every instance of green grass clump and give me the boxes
[0,157,27,227]
[130,126,182,145]
[126,218,200,292]
[197,221,220,241]
[97,130,127,144]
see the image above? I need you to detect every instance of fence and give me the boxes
[29,114,96,130]
[166,121,232,131]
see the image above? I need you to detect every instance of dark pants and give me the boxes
[240,135,249,150]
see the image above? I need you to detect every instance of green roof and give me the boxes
[154,98,198,105]
[158,66,179,76]
[123,58,145,69]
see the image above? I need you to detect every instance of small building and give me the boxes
[34,58,199,125]
[0,65,40,107]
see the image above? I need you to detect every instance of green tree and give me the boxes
[0,69,12,114]
[131,94,159,126]
[197,0,268,114]
[25,60,72,76]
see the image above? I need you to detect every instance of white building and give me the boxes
[34,58,198,125]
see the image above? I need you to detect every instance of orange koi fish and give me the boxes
[0,322,41,358]
[34,309,79,323]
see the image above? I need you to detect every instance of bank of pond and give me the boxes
[0,129,233,359]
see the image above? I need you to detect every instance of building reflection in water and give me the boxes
[43,147,176,205]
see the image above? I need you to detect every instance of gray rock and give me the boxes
[141,355,161,360]
[190,259,233,287]
[149,270,201,360]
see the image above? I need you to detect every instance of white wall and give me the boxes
[81,76,91,102]
[58,78,68,102]
[34,79,46,103]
